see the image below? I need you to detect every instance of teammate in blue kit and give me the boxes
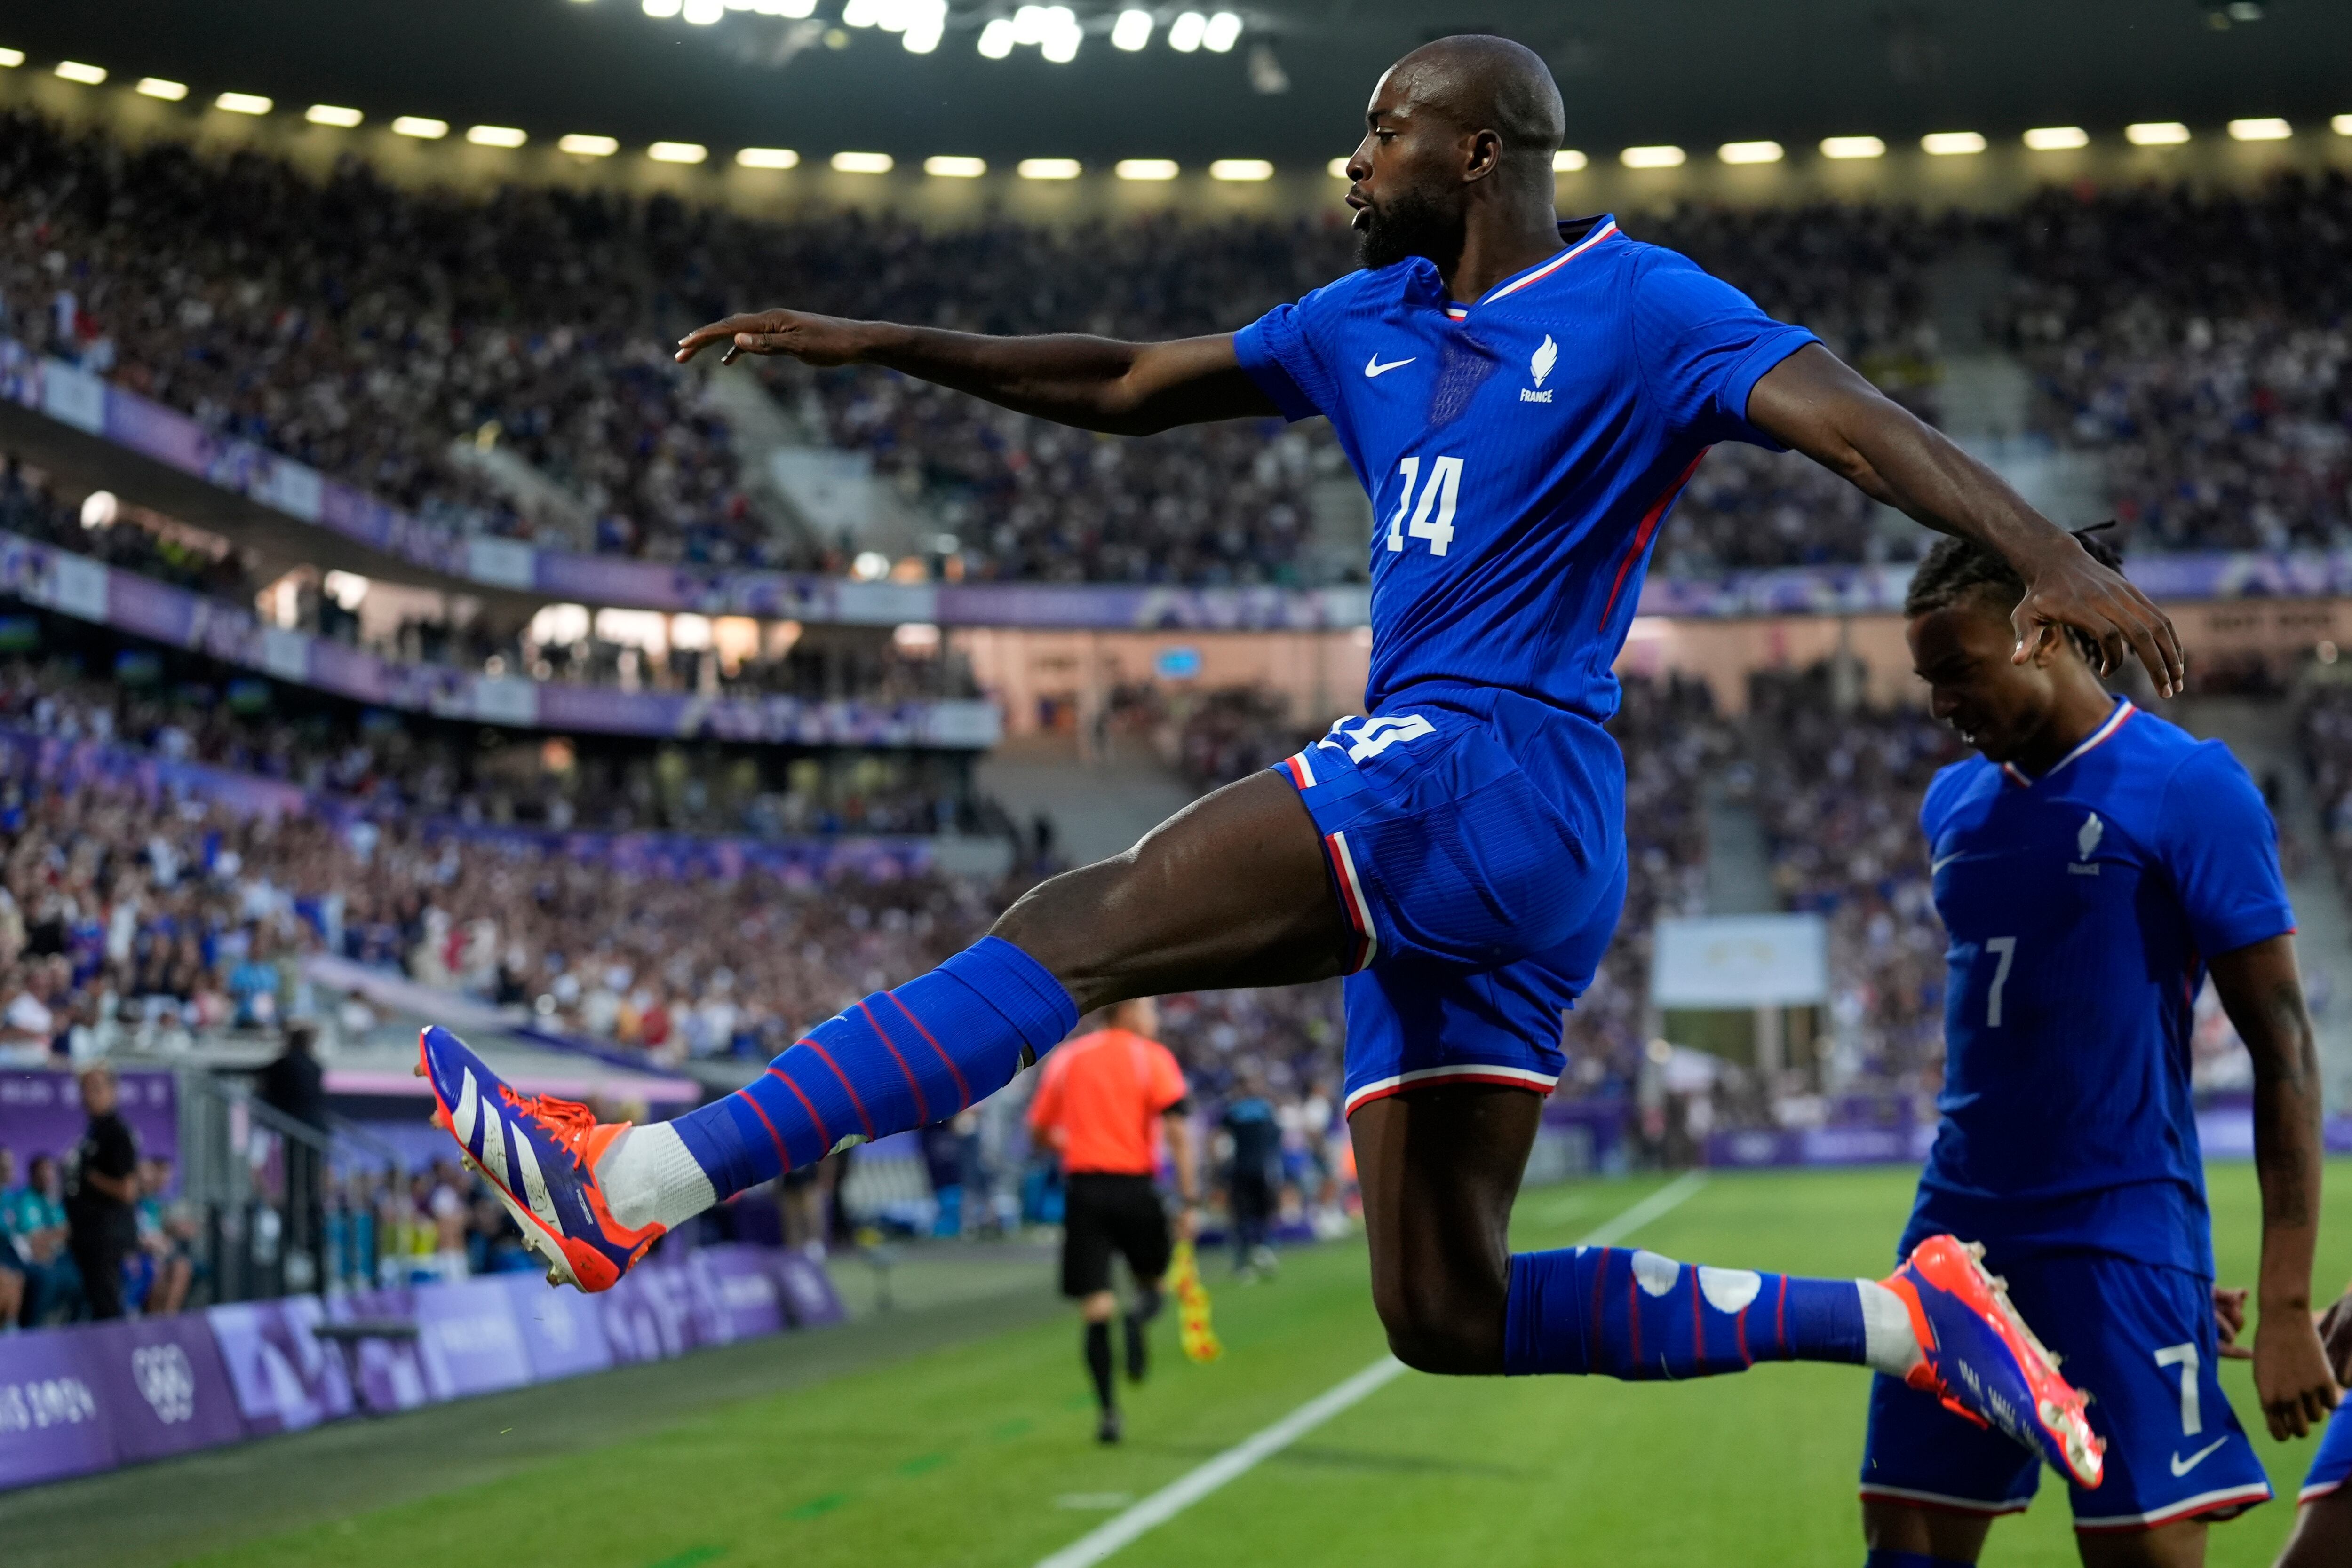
[420,36,2188,1484]
[1858,533,2337,1567]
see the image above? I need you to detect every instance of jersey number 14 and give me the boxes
[1386,456,1462,557]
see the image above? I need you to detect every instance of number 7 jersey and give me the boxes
[1233,214,1817,725]
[1907,699,2295,1277]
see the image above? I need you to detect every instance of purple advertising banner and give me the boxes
[413,1275,533,1399]
[771,1250,846,1329]
[206,1295,354,1433]
[74,1315,248,1463]
[324,1288,436,1413]
[597,1267,681,1367]
[500,1273,614,1383]
[687,1244,787,1345]
[0,1069,177,1170]
[0,1329,113,1490]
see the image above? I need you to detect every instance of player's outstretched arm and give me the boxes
[1747,344,2184,698]
[674,312,1277,436]
[2209,934,2340,1438]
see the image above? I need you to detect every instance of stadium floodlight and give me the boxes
[1208,158,1272,181]
[682,0,723,22]
[1202,11,1242,51]
[1111,9,1152,49]
[977,18,1014,55]
[641,0,682,16]
[1327,157,1351,178]
[560,134,620,157]
[1920,131,1986,155]
[0,49,22,68]
[2125,122,2191,146]
[902,3,946,51]
[776,0,819,13]
[2336,115,2352,137]
[1117,158,1179,180]
[1168,11,1207,51]
[1820,135,1885,159]
[55,61,106,85]
[2023,126,2088,150]
[392,116,450,139]
[469,125,528,148]
[306,104,364,127]
[1717,140,1783,165]
[925,155,986,177]
[649,141,708,163]
[831,150,893,172]
[736,146,800,167]
[1017,158,1082,179]
[1620,144,1686,168]
[1553,149,1587,172]
[215,92,274,115]
[2227,117,2291,141]
[136,78,189,101]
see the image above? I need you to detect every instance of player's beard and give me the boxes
[1355,187,1466,274]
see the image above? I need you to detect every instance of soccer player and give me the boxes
[2276,1283,2352,1567]
[421,35,2188,1485]
[1025,997,1199,1442]
[1858,532,2337,1565]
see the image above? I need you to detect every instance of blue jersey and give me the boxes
[1234,215,1816,732]
[1905,700,2294,1277]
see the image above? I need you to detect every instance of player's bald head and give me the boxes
[1376,35,1564,171]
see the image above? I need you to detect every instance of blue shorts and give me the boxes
[1272,695,1626,1118]
[1861,1247,2270,1532]
[2301,1400,2352,1504]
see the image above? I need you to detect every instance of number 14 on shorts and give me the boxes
[1386,456,1463,556]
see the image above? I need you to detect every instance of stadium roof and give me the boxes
[17,0,2351,171]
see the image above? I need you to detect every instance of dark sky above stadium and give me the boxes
[27,0,2350,165]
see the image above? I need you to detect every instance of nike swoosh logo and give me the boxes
[1930,853,1963,874]
[1364,354,1416,378]
[2170,1437,2229,1476]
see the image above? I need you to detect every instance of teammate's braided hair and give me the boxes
[1903,524,2125,666]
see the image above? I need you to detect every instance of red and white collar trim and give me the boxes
[2001,699,2137,788]
[1443,219,1619,320]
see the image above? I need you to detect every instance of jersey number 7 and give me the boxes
[1386,456,1463,557]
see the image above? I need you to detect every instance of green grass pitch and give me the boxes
[40,1161,2352,1567]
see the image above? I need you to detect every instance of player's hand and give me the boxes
[2317,1292,2352,1386]
[1176,1203,1202,1243]
[2254,1304,2341,1440]
[2214,1285,2251,1360]
[2012,538,2185,698]
[675,309,871,368]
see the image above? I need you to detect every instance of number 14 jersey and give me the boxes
[1907,700,2294,1277]
[1233,214,1816,726]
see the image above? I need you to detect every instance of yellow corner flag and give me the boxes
[1170,1238,1222,1363]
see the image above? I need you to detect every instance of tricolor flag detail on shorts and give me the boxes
[1324,829,1378,973]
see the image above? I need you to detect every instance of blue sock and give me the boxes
[1865,1553,1974,1568]
[1502,1244,1867,1379]
[671,935,1076,1197]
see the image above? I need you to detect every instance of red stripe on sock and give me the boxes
[854,999,930,1126]
[803,1037,876,1142]
[1627,1269,1642,1378]
[886,991,972,1110]
[1736,1306,1752,1368]
[733,1085,791,1173]
[1775,1274,1790,1360]
[1690,1267,1702,1370]
[765,1064,831,1156]
[1587,1247,1609,1373]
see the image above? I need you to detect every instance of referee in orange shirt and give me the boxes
[1027,996,1200,1444]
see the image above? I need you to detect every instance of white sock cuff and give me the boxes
[597,1123,717,1233]
[1856,1279,1923,1380]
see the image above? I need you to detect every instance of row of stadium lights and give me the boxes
[616,0,1246,62]
[21,53,2352,177]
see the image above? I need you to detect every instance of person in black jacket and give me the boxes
[259,1024,328,1283]
[65,1068,139,1321]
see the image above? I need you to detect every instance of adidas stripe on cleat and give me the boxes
[415,1023,662,1293]
[1883,1233,2105,1489]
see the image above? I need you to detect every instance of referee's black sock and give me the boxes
[1084,1321,1116,1411]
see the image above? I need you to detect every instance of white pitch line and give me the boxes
[1031,1172,1710,1568]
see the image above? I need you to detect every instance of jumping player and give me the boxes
[1024,997,1200,1444]
[419,36,2190,1484]
[1858,534,2336,1565]
[2276,1283,2352,1567]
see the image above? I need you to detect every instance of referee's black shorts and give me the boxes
[1060,1173,1171,1298]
